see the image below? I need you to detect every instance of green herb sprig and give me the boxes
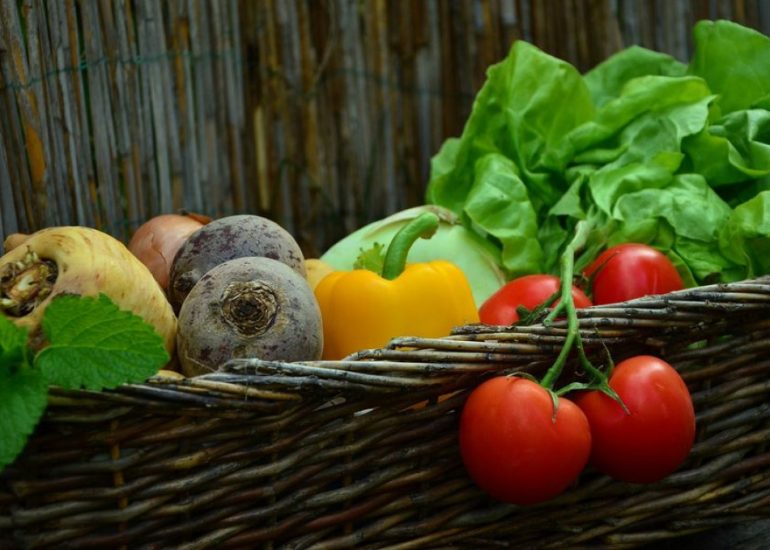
[0,294,169,471]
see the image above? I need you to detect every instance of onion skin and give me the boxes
[128,213,207,291]
[0,226,177,355]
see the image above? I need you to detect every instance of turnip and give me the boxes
[0,226,177,354]
[176,256,322,377]
[168,215,305,312]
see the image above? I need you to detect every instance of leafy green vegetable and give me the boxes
[0,294,169,472]
[718,191,770,280]
[465,154,543,277]
[425,19,770,286]
[684,109,770,187]
[426,40,595,217]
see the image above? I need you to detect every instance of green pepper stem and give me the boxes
[381,212,440,280]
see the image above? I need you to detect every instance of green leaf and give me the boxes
[568,76,713,159]
[0,315,27,351]
[718,191,770,280]
[0,315,29,368]
[689,19,770,114]
[612,174,731,240]
[35,294,169,390]
[590,163,674,215]
[683,109,770,187]
[584,46,687,108]
[0,364,47,471]
[464,154,543,276]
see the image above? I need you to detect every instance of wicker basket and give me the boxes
[2,277,770,548]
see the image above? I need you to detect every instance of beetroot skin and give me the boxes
[176,256,322,376]
[168,214,305,311]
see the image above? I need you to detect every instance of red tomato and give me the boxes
[459,376,591,505]
[584,243,684,305]
[572,356,695,484]
[479,274,593,325]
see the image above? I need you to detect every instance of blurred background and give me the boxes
[1,0,769,257]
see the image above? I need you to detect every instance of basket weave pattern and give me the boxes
[3,278,770,548]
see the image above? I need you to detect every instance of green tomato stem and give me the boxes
[539,220,630,414]
[540,221,591,390]
[543,299,565,326]
[381,212,440,280]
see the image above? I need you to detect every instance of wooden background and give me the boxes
[1,0,769,257]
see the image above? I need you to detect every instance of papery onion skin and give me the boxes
[128,213,209,291]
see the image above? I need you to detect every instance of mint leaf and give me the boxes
[0,315,29,368]
[35,294,169,390]
[0,364,47,470]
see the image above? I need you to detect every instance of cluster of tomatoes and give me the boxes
[459,243,697,505]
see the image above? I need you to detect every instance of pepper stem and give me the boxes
[381,212,440,280]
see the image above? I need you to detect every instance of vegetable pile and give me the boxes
[1,19,767,515]
[0,214,323,470]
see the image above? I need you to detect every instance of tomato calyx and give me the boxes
[556,380,628,413]
[556,348,629,414]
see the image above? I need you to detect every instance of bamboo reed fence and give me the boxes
[1,0,769,257]
[3,3,770,547]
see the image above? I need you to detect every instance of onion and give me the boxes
[128,212,210,291]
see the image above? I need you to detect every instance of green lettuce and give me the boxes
[425,19,770,286]
[426,40,595,218]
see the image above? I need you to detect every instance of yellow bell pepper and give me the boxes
[314,212,480,359]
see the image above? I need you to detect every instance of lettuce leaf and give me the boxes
[584,46,687,108]
[718,191,770,280]
[464,154,543,276]
[569,76,713,160]
[688,20,770,114]
[426,40,595,218]
[683,109,770,187]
